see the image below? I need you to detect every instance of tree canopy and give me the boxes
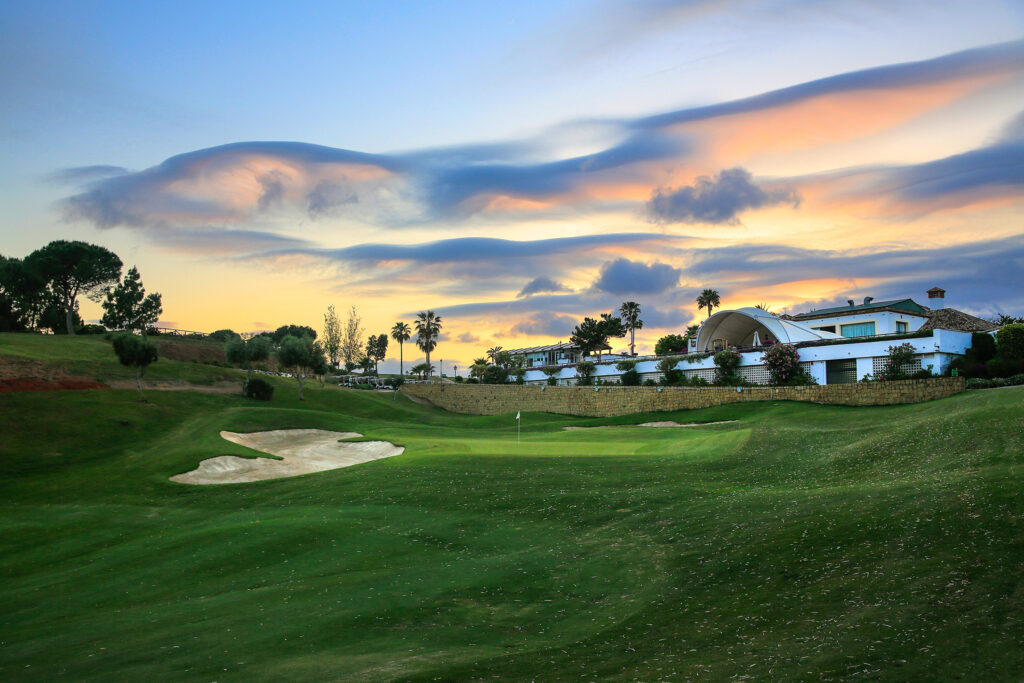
[414,311,442,378]
[111,332,158,397]
[100,266,162,332]
[696,289,721,319]
[619,301,643,356]
[276,334,327,401]
[655,334,687,355]
[322,305,342,366]
[391,321,411,376]
[273,324,317,343]
[26,240,122,334]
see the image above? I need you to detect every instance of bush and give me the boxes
[970,332,996,363]
[995,324,1024,359]
[209,328,241,343]
[482,365,509,384]
[78,324,107,335]
[390,377,405,388]
[760,343,801,386]
[879,342,917,381]
[642,378,657,386]
[986,356,1024,379]
[546,376,558,386]
[244,377,274,401]
[713,350,741,385]
[576,361,596,386]
[655,334,686,355]
[966,373,1024,390]
[620,369,640,386]
[660,370,683,386]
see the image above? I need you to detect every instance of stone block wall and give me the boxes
[401,377,965,417]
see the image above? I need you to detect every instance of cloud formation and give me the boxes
[594,258,681,295]
[54,41,1024,236]
[517,276,571,297]
[647,167,799,224]
[508,311,580,337]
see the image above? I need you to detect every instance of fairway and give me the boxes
[1,349,1023,680]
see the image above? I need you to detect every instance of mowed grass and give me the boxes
[1,337,1023,680]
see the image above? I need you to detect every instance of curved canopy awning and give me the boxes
[695,308,841,351]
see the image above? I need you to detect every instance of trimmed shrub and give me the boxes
[576,361,596,386]
[967,373,1024,390]
[244,377,274,401]
[713,350,741,385]
[620,369,640,386]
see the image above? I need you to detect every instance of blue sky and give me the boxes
[2,1,1023,371]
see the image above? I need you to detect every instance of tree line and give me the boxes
[1,240,163,335]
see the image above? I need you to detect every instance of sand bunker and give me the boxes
[171,429,404,485]
[564,420,737,431]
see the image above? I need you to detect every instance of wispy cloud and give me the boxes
[55,41,1024,238]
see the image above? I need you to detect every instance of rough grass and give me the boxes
[0,332,240,384]
[0,337,1022,680]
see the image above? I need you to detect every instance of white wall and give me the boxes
[522,330,973,385]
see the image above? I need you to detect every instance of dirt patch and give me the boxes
[563,420,737,431]
[0,355,107,392]
[171,429,404,485]
[0,377,108,393]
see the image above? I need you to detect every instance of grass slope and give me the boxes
[0,333,239,385]
[1,337,1022,680]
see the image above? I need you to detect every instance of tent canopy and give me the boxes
[695,308,841,352]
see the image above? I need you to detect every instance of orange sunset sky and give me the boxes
[2,2,1023,373]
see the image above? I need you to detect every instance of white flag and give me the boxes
[516,411,520,420]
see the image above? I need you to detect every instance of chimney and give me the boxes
[847,299,855,307]
[863,296,874,306]
[927,286,945,310]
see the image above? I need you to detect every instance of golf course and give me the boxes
[1,334,1022,681]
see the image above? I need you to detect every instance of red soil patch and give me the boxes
[0,377,108,393]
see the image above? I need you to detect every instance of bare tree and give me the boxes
[341,306,364,366]
[322,304,342,366]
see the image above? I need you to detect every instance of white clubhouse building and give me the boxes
[511,287,996,386]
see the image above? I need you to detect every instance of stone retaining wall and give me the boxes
[401,377,965,417]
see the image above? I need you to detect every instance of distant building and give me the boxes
[511,287,996,386]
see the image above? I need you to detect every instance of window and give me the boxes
[712,338,728,351]
[840,321,876,337]
[813,325,836,334]
[896,321,908,334]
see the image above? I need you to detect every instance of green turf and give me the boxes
[0,333,240,384]
[1,336,1022,681]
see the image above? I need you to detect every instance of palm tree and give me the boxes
[414,311,443,379]
[470,357,488,380]
[486,346,503,365]
[391,322,411,376]
[696,289,721,319]
[754,302,772,313]
[619,301,643,356]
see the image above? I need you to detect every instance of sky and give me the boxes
[2,0,1023,375]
